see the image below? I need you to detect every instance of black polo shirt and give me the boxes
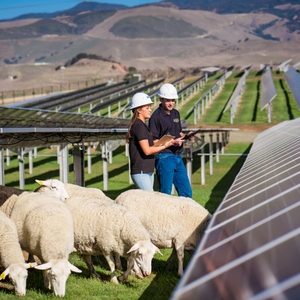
[129,118,155,174]
[149,104,183,154]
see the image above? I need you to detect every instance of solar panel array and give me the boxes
[0,107,129,148]
[284,66,300,109]
[261,66,277,110]
[171,117,300,300]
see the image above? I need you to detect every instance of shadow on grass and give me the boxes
[205,145,251,214]
[216,83,238,122]
[279,79,294,120]
[139,254,190,300]
[251,80,260,122]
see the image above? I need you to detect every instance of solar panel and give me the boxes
[223,67,250,113]
[0,107,129,148]
[284,66,300,109]
[261,67,277,110]
[293,62,300,70]
[277,59,292,72]
[171,117,300,300]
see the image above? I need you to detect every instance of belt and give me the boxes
[174,151,182,155]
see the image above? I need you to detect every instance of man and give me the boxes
[149,83,193,197]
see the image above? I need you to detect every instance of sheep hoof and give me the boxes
[90,272,102,280]
[111,277,119,284]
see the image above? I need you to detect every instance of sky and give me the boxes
[0,0,160,21]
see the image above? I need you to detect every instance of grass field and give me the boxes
[0,70,299,299]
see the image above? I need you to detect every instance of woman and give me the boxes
[126,92,173,191]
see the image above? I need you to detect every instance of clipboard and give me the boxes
[153,135,175,147]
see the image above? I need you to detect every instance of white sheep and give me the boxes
[8,192,81,297]
[62,183,124,271]
[64,196,161,283]
[0,210,36,296]
[0,179,69,216]
[34,179,69,201]
[114,189,211,277]
[64,183,112,201]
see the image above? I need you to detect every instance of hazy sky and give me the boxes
[0,0,161,20]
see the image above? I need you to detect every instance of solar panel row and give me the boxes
[261,66,277,110]
[171,117,300,300]
[223,66,251,113]
[284,66,300,109]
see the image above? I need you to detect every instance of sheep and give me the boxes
[0,179,69,216]
[114,189,211,277]
[0,210,36,296]
[64,183,112,202]
[63,196,161,283]
[8,192,81,297]
[59,183,129,271]
[34,179,69,201]
[0,185,24,216]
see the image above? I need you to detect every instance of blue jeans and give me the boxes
[131,172,154,191]
[155,153,192,197]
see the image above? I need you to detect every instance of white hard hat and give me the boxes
[129,92,153,110]
[157,83,178,99]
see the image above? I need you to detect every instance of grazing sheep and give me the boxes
[9,193,81,297]
[115,189,211,277]
[0,210,36,296]
[64,196,161,283]
[61,183,129,271]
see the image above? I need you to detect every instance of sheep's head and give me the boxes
[0,262,36,296]
[34,179,69,201]
[127,240,162,277]
[34,259,81,297]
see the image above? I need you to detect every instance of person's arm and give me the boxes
[139,139,173,155]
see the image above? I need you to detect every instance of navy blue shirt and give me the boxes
[129,118,155,174]
[149,104,183,154]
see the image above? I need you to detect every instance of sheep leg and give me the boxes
[176,245,185,277]
[43,270,52,290]
[82,255,102,279]
[103,253,119,284]
[166,247,177,271]
[130,259,144,279]
[114,253,123,271]
[118,257,134,282]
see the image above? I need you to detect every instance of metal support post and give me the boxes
[102,141,109,191]
[209,133,214,175]
[73,146,85,187]
[0,149,4,185]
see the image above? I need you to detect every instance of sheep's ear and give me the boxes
[68,262,82,273]
[0,268,9,280]
[127,242,141,253]
[34,262,52,270]
[35,179,44,186]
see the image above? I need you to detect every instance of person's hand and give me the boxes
[164,139,174,148]
[186,131,196,141]
[172,136,185,147]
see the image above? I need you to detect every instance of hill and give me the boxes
[0,2,299,92]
